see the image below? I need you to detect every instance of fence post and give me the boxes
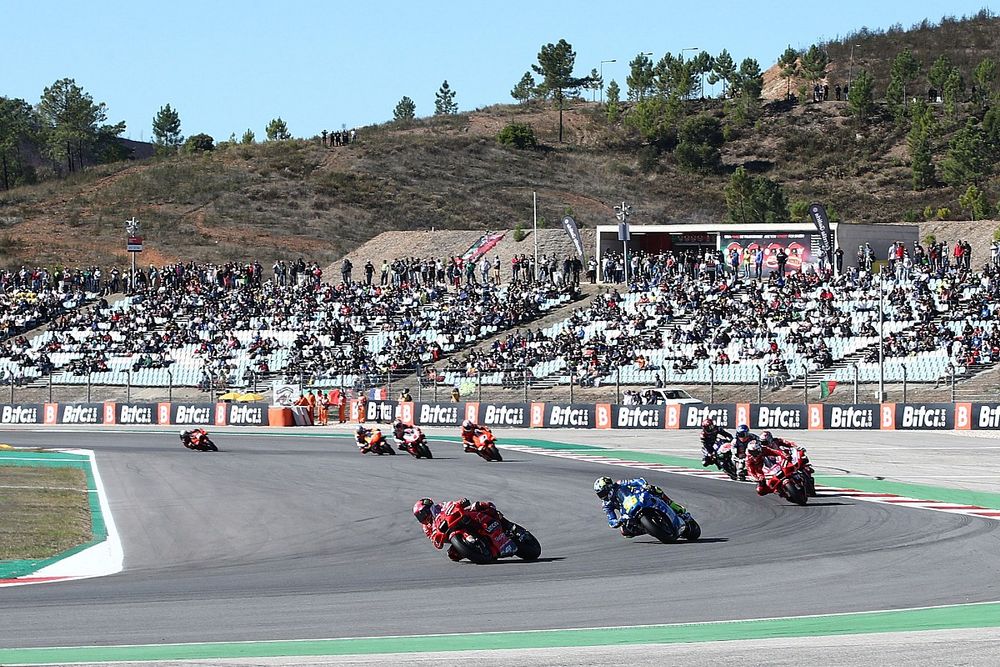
[48,373,53,404]
[167,370,173,402]
[616,366,621,405]
[901,364,907,404]
[523,366,528,403]
[126,370,131,403]
[949,364,956,403]
[570,369,575,403]
[853,363,859,404]
[755,365,762,404]
[9,378,13,404]
[477,373,482,403]
[433,375,438,402]
[251,370,258,393]
[417,365,423,402]
[87,372,92,403]
[386,371,392,397]
[206,371,213,400]
[803,364,808,405]
[709,364,715,404]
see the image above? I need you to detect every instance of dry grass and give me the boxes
[0,466,92,560]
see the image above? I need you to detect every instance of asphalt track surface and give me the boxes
[2,430,1000,651]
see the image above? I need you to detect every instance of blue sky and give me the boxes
[5,1,996,142]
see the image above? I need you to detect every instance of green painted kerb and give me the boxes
[0,450,105,579]
[1,602,998,664]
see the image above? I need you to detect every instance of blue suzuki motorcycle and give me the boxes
[617,480,701,544]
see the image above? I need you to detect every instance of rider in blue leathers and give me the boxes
[594,476,691,537]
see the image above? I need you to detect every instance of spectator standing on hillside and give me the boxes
[481,257,492,285]
[754,247,764,279]
[364,261,375,286]
[587,257,597,284]
[341,259,353,285]
[962,240,972,269]
[776,248,788,274]
[493,255,501,285]
[835,247,844,275]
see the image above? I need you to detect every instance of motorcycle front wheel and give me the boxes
[449,534,493,564]
[639,512,678,544]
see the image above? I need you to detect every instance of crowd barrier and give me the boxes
[1,400,998,431]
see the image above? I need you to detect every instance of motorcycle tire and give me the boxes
[638,512,678,544]
[385,445,396,456]
[488,445,503,462]
[782,479,808,506]
[806,474,817,497]
[419,444,433,459]
[510,525,541,561]
[684,519,702,541]
[200,439,218,452]
[449,534,492,564]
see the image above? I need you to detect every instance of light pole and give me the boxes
[614,201,632,285]
[878,268,885,402]
[848,44,860,89]
[599,59,616,104]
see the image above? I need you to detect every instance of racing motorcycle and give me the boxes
[779,443,817,497]
[180,429,218,452]
[762,455,810,505]
[359,430,395,455]
[703,439,739,480]
[465,427,502,462]
[617,480,701,543]
[431,502,540,564]
[397,430,433,459]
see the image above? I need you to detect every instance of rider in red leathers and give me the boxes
[745,441,793,496]
[760,431,816,496]
[460,419,491,453]
[180,429,209,449]
[413,497,512,560]
[392,419,424,451]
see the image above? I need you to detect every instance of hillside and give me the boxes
[1,15,998,270]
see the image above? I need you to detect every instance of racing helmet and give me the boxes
[461,419,474,431]
[702,418,714,428]
[412,498,439,524]
[594,476,615,500]
[392,418,405,434]
[356,425,367,435]
[735,424,750,439]
[760,430,773,443]
[747,441,763,457]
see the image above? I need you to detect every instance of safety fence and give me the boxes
[3,400,1000,431]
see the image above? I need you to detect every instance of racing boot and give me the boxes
[619,521,641,538]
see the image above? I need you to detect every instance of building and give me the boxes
[595,222,918,280]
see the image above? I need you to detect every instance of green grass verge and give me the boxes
[0,465,91,560]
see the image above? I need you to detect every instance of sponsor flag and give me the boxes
[819,381,838,399]
[562,216,585,258]
[807,202,834,255]
[461,232,505,263]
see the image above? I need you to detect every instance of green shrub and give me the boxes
[903,210,920,222]
[183,133,215,153]
[923,205,936,220]
[513,222,526,242]
[936,207,951,220]
[637,145,660,173]
[496,122,537,149]
[923,233,937,245]
[790,200,809,222]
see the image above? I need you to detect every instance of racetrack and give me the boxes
[1,429,999,651]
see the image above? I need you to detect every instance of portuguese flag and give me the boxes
[819,380,838,399]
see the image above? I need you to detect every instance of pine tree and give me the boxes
[393,96,416,122]
[777,46,799,100]
[241,129,255,144]
[941,119,987,186]
[848,69,875,123]
[511,72,535,105]
[434,80,458,115]
[151,103,183,155]
[908,101,936,190]
[605,80,621,121]
[626,52,655,101]
[265,117,290,141]
[708,49,736,97]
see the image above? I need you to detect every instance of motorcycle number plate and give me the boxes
[623,496,638,512]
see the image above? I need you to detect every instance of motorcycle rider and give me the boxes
[745,441,793,496]
[355,425,385,453]
[460,419,491,453]
[413,497,513,560]
[392,419,424,451]
[760,431,816,496]
[180,428,208,449]
[593,476,692,537]
[731,424,760,481]
[700,418,733,466]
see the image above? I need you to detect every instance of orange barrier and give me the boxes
[268,407,294,427]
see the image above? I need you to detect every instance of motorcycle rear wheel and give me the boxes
[449,534,492,564]
[639,512,678,544]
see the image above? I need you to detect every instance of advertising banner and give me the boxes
[611,404,665,429]
[169,403,218,426]
[542,403,595,428]
[678,404,738,429]
[114,403,158,425]
[227,403,268,426]
[56,403,104,425]
[0,403,43,424]
[809,403,879,430]
[413,402,462,426]
[365,400,398,423]
[562,216,586,258]
[961,403,1000,430]
[271,382,300,407]
[479,403,529,428]
[807,203,834,255]
[721,233,814,274]
[750,404,807,430]
[880,403,954,430]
